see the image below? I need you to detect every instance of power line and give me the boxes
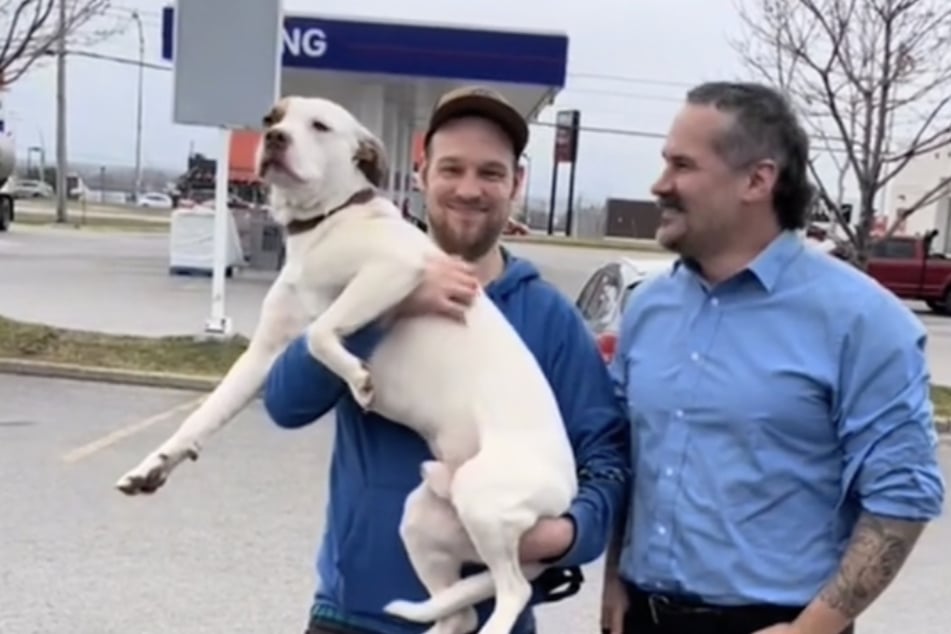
[562,87,683,104]
[64,50,854,155]
[65,48,170,71]
[531,118,852,154]
[104,4,161,20]
[530,120,666,140]
[568,72,695,89]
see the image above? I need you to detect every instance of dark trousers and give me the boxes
[305,615,539,634]
[622,584,855,634]
[305,622,370,634]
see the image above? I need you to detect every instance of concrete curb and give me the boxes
[0,357,220,392]
[14,213,170,231]
[2,357,950,434]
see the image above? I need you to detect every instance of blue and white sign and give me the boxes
[161,7,568,88]
[283,24,328,59]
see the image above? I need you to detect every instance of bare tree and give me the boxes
[0,0,117,86]
[732,0,951,267]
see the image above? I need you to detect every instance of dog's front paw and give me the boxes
[347,363,374,410]
[114,444,199,496]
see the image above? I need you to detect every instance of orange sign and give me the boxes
[229,129,262,182]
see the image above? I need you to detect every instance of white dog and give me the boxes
[114,95,578,634]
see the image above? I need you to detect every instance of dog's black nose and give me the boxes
[265,128,289,150]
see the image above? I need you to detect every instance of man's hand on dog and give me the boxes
[396,253,479,322]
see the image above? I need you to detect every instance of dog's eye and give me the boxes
[312,120,330,132]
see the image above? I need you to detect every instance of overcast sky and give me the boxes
[4,0,847,203]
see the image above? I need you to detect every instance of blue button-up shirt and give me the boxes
[610,230,945,607]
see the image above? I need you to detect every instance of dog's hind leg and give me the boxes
[450,459,538,634]
[305,260,424,409]
[394,479,478,634]
[115,279,310,495]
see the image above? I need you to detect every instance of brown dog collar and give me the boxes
[284,188,376,236]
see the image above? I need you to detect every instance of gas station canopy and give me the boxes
[160,5,568,212]
[160,7,568,130]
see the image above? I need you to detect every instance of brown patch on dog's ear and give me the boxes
[354,136,388,187]
[262,98,290,127]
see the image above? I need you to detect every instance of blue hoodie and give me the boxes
[263,250,631,634]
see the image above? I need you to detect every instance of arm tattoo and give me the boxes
[818,512,925,619]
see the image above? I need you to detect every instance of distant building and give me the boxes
[885,146,951,252]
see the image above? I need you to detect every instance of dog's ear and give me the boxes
[353,135,388,188]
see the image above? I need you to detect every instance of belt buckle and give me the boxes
[647,594,670,625]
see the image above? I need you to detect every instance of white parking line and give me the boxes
[60,395,205,464]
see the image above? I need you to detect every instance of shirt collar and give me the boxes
[746,230,805,292]
[671,230,805,293]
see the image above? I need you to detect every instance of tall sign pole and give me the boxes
[546,109,580,236]
[170,0,283,337]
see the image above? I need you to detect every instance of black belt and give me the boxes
[644,591,722,624]
[625,584,808,633]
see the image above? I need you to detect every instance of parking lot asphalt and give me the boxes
[2,224,950,384]
[1,373,948,634]
[0,223,670,337]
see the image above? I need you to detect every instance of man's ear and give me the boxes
[415,160,428,190]
[353,134,388,188]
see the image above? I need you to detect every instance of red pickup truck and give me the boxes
[865,229,951,314]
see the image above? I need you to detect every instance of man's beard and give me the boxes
[427,214,503,261]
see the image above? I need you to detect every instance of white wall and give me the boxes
[885,146,951,240]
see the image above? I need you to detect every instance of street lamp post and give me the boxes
[131,10,144,200]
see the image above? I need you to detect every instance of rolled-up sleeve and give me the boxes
[835,293,945,521]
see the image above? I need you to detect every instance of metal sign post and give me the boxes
[170,0,283,336]
[547,109,580,236]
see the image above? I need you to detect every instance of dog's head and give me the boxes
[255,96,388,218]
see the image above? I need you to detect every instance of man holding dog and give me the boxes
[599,81,946,633]
[264,86,630,634]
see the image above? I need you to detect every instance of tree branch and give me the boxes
[0,0,118,86]
[733,0,951,266]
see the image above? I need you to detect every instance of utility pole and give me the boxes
[54,0,67,223]
[132,11,144,199]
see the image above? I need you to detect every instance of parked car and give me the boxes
[575,257,674,362]
[136,192,173,208]
[865,229,951,314]
[9,179,53,199]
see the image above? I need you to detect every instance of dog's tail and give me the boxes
[382,563,546,623]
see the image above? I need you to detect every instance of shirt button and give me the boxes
[665,467,674,477]
[711,297,720,306]
[657,525,667,535]
[690,352,700,362]
[675,409,684,418]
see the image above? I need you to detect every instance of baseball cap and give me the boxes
[424,85,529,157]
